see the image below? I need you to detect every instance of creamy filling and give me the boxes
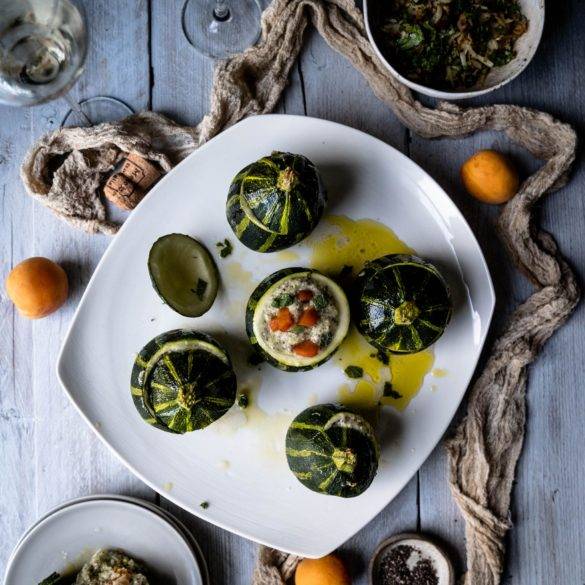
[260,276,340,356]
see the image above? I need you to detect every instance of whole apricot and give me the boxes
[461,149,520,204]
[5,257,68,319]
[295,554,350,585]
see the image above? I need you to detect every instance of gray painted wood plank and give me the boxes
[298,25,419,584]
[0,109,36,570]
[412,1,585,582]
[31,0,155,512]
[149,2,258,583]
[0,0,154,570]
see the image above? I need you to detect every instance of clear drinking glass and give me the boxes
[182,0,263,60]
[0,0,133,125]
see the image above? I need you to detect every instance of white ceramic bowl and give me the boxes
[364,0,545,100]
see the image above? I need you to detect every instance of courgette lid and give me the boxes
[148,233,219,318]
[131,330,236,433]
[249,269,350,369]
[356,254,452,354]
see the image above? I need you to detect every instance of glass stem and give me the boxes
[214,1,230,21]
[63,92,92,126]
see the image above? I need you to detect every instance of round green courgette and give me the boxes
[354,254,452,354]
[130,329,237,433]
[286,403,380,498]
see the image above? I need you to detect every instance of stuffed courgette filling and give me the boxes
[246,268,350,371]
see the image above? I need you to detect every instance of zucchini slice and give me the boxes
[148,233,219,317]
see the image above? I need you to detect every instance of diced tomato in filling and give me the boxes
[296,289,314,302]
[292,340,320,357]
[269,307,295,332]
[298,307,319,327]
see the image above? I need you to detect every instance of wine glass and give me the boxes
[0,0,133,127]
[182,0,263,60]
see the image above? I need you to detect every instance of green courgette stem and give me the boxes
[393,300,421,325]
[332,448,358,474]
[276,167,299,192]
[178,383,197,409]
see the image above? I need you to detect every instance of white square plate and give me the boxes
[58,115,494,557]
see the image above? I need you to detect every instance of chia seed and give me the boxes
[377,544,439,585]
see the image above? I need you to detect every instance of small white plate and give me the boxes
[10,495,209,585]
[4,499,204,584]
[57,114,495,557]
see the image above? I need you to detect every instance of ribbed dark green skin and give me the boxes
[130,330,236,433]
[286,404,379,498]
[245,267,343,372]
[354,254,452,354]
[226,152,326,252]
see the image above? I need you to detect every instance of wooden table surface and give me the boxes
[1,1,584,583]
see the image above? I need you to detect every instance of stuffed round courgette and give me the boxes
[226,152,326,253]
[245,268,350,371]
[286,403,380,498]
[354,254,452,354]
[130,329,236,433]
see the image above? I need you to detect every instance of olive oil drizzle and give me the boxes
[307,215,435,412]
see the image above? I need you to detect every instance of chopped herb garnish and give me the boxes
[237,393,249,409]
[375,350,389,365]
[345,365,364,379]
[192,277,208,300]
[272,293,294,308]
[338,265,353,279]
[38,573,65,585]
[216,238,233,258]
[291,325,305,334]
[200,501,209,509]
[383,382,403,400]
[313,294,328,310]
[247,352,265,366]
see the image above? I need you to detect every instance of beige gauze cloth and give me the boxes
[20,1,580,584]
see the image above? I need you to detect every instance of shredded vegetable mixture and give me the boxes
[374,0,528,90]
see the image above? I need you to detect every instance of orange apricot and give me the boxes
[5,257,68,319]
[461,149,519,204]
[295,555,351,585]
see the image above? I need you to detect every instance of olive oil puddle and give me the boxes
[307,215,435,412]
[213,374,293,464]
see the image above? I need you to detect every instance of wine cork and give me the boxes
[120,152,161,190]
[103,173,145,211]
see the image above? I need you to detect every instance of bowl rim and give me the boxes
[368,532,456,585]
[363,0,545,100]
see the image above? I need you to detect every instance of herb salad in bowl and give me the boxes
[364,0,544,99]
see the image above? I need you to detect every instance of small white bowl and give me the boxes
[364,0,545,100]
